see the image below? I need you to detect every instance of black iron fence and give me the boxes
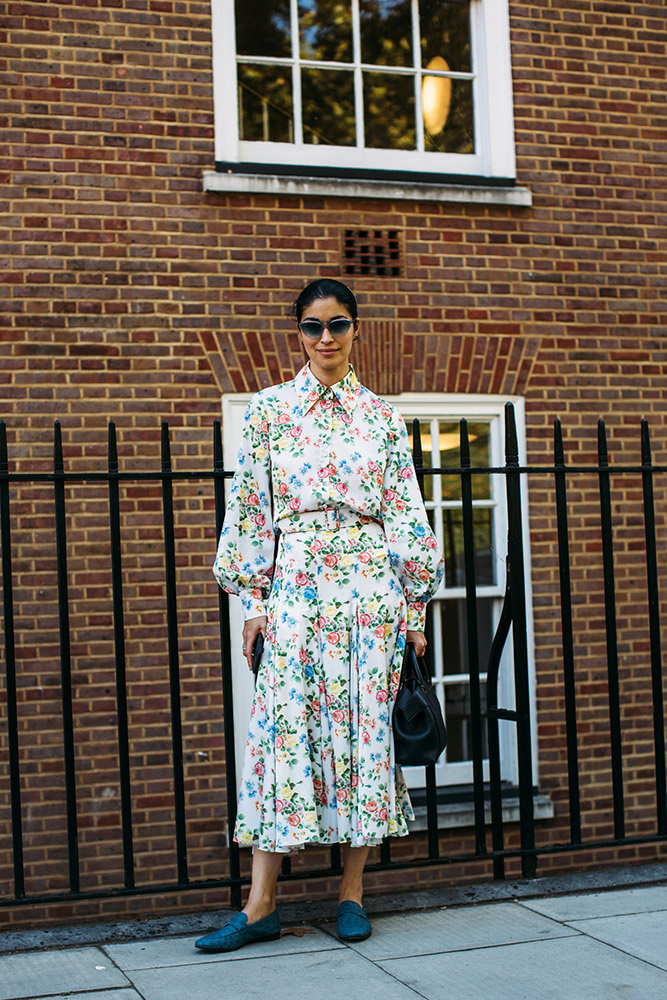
[1,405,666,911]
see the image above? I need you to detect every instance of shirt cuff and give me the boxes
[240,589,267,620]
[406,601,426,631]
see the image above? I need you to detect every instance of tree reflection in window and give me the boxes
[299,0,353,62]
[302,69,356,145]
[236,0,291,58]
[360,0,413,67]
[234,0,474,154]
[364,72,416,149]
[237,65,293,143]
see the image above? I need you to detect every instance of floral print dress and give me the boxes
[214,364,444,852]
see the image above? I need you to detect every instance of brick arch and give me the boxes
[198,331,304,394]
[403,333,543,396]
[200,329,541,399]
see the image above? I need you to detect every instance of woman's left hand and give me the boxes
[243,615,267,671]
[406,629,427,657]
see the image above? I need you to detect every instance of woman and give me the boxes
[196,279,444,952]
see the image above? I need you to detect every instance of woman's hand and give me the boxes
[406,629,427,657]
[243,615,267,671]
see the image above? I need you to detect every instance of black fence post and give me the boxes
[413,418,440,860]
[553,420,582,845]
[161,421,189,885]
[54,421,80,894]
[460,419,486,855]
[597,420,625,840]
[504,403,536,878]
[486,562,512,880]
[0,422,25,899]
[640,419,667,835]
[212,420,243,909]
[108,422,136,888]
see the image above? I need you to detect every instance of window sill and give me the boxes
[203,170,532,207]
[408,792,554,832]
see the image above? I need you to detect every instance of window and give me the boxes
[211,0,517,182]
[395,395,534,792]
[221,393,534,796]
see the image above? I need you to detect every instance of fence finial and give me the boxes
[641,418,652,468]
[504,402,518,466]
[459,418,470,468]
[108,421,118,474]
[597,418,608,467]
[0,421,7,474]
[554,418,565,468]
[161,420,172,472]
[54,420,64,473]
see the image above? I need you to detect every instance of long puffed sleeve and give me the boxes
[381,410,444,631]
[213,394,275,619]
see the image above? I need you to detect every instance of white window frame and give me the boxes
[384,394,535,792]
[221,392,536,796]
[211,0,517,181]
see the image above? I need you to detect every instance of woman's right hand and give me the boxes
[243,615,267,671]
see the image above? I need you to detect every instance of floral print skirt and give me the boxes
[234,520,415,852]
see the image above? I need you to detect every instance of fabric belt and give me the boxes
[277,508,381,534]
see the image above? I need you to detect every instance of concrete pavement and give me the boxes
[2,873,667,1000]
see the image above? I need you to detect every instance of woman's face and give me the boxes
[298,296,358,386]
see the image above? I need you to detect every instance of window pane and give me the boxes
[444,682,489,761]
[359,0,413,67]
[424,78,474,154]
[363,71,416,149]
[406,419,433,502]
[440,593,493,763]
[302,69,356,145]
[238,64,294,143]
[439,420,491,501]
[299,0,353,62]
[440,597,495,675]
[442,507,495,587]
[420,0,471,73]
[235,0,291,58]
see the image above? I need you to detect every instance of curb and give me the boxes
[2,861,666,955]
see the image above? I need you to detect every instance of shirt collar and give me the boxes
[296,364,361,416]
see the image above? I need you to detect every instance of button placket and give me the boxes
[312,395,332,504]
[321,392,336,506]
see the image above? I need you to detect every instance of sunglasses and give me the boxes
[299,318,354,339]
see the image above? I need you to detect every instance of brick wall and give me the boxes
[1,0,666,926]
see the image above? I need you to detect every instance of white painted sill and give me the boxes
[203,170,532,207]
[408,793,554,832]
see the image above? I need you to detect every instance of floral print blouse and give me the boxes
[213,364,444,630]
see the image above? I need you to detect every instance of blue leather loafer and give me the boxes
[195,910,281,952]
[337,900,372,942]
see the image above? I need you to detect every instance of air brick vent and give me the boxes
[341,229,402,277]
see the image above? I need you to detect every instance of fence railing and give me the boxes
[1,406,666,911]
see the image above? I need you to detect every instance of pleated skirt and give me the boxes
[234,519,414,852]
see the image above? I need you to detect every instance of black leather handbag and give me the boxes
[392,643,447,766]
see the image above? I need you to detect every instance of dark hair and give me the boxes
[291,278,358,323]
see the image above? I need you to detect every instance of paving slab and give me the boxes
[380,934,667,1000]
[103,925,343,969]
[567,910,667,971]
[0,947,130,1000]
[129,948,419,1000]
[327,901,578,960]
[37,993,141,1000]
[521,885,667,922]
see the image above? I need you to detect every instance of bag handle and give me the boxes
[404,642,432,689]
